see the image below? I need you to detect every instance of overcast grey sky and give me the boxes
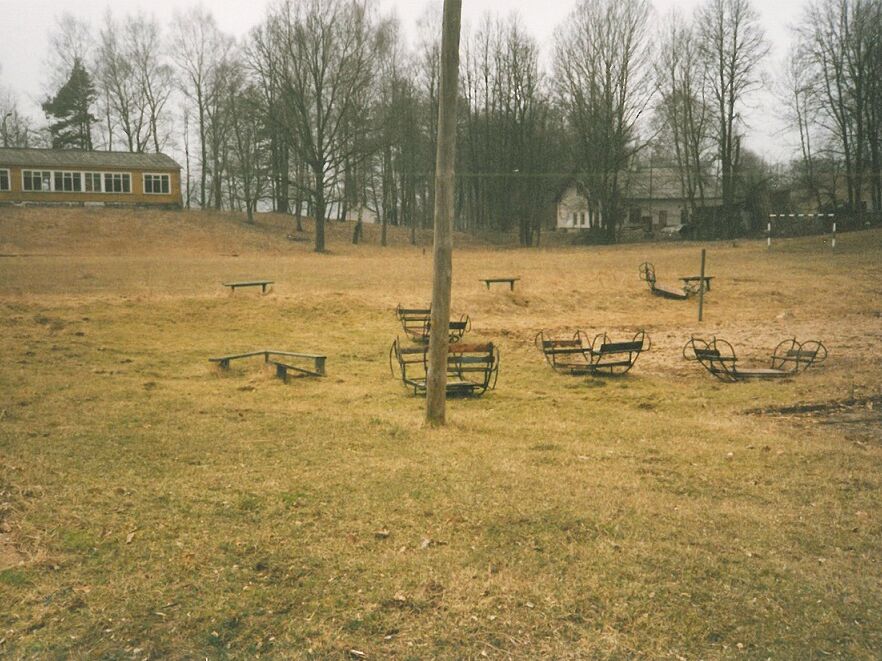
[0,0,807,162]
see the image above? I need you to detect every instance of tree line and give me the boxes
[1,0,880,249]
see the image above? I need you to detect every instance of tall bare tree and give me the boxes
[128,14,174,153]
[795,0,882,215]
[460,14,555,244]
[97,12,149,152]
[227,72,269,223]
[655,10,715,215]
[696,0,768,232]
[171,7,232,208]
[46,13,94,90]
[265,0,377,252]
[0,79,32,148]
[247,20,292,214]
[555,0,653,242]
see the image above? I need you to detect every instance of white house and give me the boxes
[554,182,603,232]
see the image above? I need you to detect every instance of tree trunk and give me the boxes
[314,165,326,253]
[425,0,462,427]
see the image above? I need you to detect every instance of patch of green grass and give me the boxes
[0,568,31,586]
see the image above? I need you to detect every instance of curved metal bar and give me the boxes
[389,338,400,378]
[770,338,800,371]
[535,330,559,371]
[575,329,592,353]
[633,329,650,352]
[796,339,828,370]
[534,330,546,353]
[710,338,739,382]
[489,344,501,390]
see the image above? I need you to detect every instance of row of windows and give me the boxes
[6,170,171,195]
[570,210,600,227]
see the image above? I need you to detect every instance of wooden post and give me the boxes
[698,248,706,322]
[425,0,462,427]
[767,217,772,249]
[831,219,837,249]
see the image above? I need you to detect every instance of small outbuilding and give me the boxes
[0,147,182,207]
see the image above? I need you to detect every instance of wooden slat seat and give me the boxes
[535,330,650,376]
[395,304,471,343]
[390,338,499,397]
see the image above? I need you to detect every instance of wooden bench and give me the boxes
[209,349,326,381]
[679,275,715,294]
[223,280,274,294]
[683,336,827,382]
[389,338,499,397]
[638,262,688,300]
[395,305,471,343]
[536,329,650,376]
[480,277,520,291]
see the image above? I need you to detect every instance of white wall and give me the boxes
[556,185,601,231]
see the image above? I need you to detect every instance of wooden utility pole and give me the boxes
[425,0,462,427]
[698,248,706,322]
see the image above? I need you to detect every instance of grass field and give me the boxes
[1,208,881,658]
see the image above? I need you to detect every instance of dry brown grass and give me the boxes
[0,207,881,658]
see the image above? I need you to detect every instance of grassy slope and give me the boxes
[0,208,880,658]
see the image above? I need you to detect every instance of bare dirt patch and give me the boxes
[749,394,882,445]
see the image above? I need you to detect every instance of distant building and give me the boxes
[552,167,721,234]
[0,147,182,207]
[554,181,603,232]
[622,165,720,232]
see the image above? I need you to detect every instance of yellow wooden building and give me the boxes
[0,148,182,207]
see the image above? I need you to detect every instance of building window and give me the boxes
[580,212,586,226]
[54,171,82,192]
[0,169,9,191]
[572,211,577,226]
[84,172,102,193]
[144,173,170,195]
[23,170,52,192]
[104,173,131,194]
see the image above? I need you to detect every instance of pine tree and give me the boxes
[42,58,97,150]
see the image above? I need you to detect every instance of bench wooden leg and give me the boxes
[509,281,515,291]
[275,363,288,383]
[314,356,326,376]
